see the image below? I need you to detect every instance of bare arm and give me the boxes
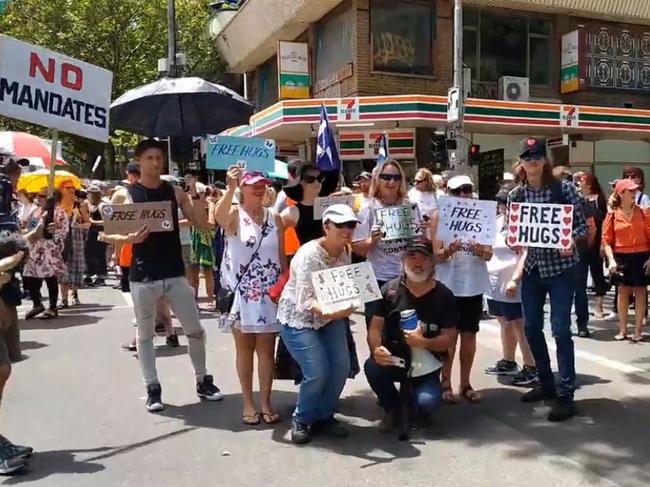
[214,166,243,236]
[176,186,212,231]
[0,251,26,272]
[274,212,288,272]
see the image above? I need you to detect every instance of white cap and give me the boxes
[322,204,360,224]
[447,175,474,190]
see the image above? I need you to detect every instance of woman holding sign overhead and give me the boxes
[215,166,286,427]
[352,160,426,328]
[602,179,650,343]
[435,175,492,404]
[277,204,360,445]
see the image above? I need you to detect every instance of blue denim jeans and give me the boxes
[364,358,442,413]
[521,267,576,399]
[573,251,590,331]
[280,319,350,425]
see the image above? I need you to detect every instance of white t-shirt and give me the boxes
[407,188,438,217]
[485,215,521,303]
[636,191,650,209]
[353,198,422,282]
[435,242,489,297]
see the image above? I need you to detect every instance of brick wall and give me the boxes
[353,0,453,96]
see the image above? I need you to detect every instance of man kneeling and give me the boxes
[365,237,457,433]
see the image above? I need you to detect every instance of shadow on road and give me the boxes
[20,313,102,331]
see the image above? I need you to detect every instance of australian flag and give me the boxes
[375,132,389,166]
[315,103,341,172]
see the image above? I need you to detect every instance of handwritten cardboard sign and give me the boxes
[314,194,355,220]
[507,202,573,249]
[311,261,382,313]
[437,196,497,245]
[374,205,414,241]
[206,135,275,173]
[101,201,174,235]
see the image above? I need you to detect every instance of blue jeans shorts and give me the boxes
[487,299,523,322]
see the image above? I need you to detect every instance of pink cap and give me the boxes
[615,178,639,194]
[240,171,272,186]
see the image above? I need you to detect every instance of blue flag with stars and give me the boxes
[315,103,341,172]
[375,132,389,166]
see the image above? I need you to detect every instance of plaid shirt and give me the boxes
[508,180,588,278]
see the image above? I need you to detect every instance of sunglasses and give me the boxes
[302,174,324,184]
[379,173,402,182]
[451,185,473,194]
[521,155,544,163]
[331,221,358,230]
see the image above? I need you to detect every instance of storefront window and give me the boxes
[316,9,353,82]
[464,9,552,86]
[257,58,278,109]
[370,0,435,75]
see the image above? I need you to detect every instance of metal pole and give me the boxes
[167,0,177,78]
[452,0,468,175]
[47,129,58,196]
[243,72,249,101]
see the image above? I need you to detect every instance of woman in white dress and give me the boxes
[214,166,287,426]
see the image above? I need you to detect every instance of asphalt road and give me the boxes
[3,283,650,487]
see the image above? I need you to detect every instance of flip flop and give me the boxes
[242,412,261,426]
[442,384,459,404]
[261,411,281,425]
[460,386,482,403]
[614,334,628,341]
[632,335,644,343]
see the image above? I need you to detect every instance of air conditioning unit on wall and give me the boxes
[498,76,530,102]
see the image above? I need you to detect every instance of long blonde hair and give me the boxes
[369,159,407,201]
[608,192,622,209]
[414,168,435,192]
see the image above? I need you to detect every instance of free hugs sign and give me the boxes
[437,196,497,245]
[507,202,573,249]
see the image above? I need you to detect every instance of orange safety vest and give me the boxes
[284,198,300,256]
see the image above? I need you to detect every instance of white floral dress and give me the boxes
[219,208,282,333]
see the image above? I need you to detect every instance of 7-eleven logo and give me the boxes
[560,105,579,127]
[337,98,360,122]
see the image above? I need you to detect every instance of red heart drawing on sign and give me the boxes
[563,206,572,214]
[511,215,519,222]
[508,235,517,245]
[509,225,518,234]
[563,217,571,225]
[562,228,571,236]
[511,203,520,211]
[561,239,570,247]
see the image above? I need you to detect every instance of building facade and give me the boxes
[213,0,650,186]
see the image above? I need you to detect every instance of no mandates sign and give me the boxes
[0,35,113,142]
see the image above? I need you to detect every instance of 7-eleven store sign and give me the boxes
[338,129,415,160]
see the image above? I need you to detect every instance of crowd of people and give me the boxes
[2,134,650,473]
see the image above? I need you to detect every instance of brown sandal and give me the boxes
[442,382,459,404]
[460,386,482,403]
[242,412,261,426]
[261,411,281,424]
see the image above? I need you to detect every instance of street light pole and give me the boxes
[167,0,177,78]
[451,0,468,175]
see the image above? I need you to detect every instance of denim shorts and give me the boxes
[487,299,523,322]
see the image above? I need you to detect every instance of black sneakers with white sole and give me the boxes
[145,383,164,413]
[196,375,223,401]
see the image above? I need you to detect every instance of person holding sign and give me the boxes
[602,179,650,343]
[352,160,426,328]
[507,136,588,422]
[215,166,286,427]
[435,175,492,404]
[365,237,457,434]
[101,139,223,412]
[277,205,360,444]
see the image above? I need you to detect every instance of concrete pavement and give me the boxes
[3,284,650,487]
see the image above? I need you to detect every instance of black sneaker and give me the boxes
[0,456,25,475]
[166,334,179,348]
[548,398,576,422]
[312,417,349,438]
[145,383,164,413]
[290,419,311,445]
[196,375,223,401]
[511,365,539,387]
[154,321,166,334]
[521,385,556,403]
[485,359,519,376]
[25,305,44,320]
[577,329,591,338]
[0,436,32,459]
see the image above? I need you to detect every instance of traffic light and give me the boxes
[468,144,481,166]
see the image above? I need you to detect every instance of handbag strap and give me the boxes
[231,212,269,294]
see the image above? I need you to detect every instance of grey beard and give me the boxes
[404,268,432,283]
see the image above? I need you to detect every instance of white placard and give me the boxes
[374,205,414,241]
[314,194,355,220]
[0,35,113,142]
[507,202,573,249]
[311,261,382,313]
[436,196,497,245]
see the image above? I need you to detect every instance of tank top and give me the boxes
[128,181,184,282]
[295,203,323,245]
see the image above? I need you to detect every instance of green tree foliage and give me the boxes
[0,0,224,177]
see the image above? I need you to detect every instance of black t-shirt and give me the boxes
[295,203,323,245]
[376,277,457,360]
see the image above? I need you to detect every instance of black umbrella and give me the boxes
[110,77,254,137]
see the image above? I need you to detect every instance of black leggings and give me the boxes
[24,276,59,310]
[120,266,130,292]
